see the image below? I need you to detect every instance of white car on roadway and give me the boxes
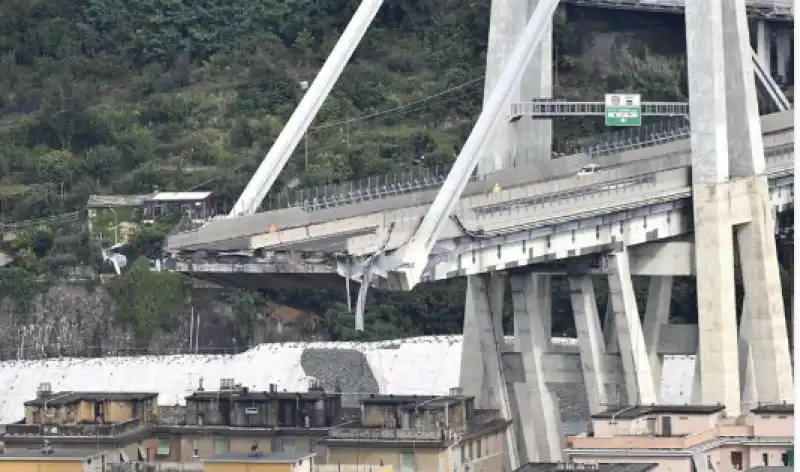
[577,163,600,176]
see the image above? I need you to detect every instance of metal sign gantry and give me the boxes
[508,100,689,120]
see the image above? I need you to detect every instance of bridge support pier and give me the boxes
[686,0,792,414]
[510,273,563,462]
[461,272,565,468]
[734,177,794,403]
[606,250,658,405]
[459,274,519,470]
[568,275,608,413]
[642,276,673,399]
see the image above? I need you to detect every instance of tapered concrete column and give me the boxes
[685,0,741,414]
[460,274,519,470]
[481,0,524,175]
[755,20,772,76]
[738,296,759,412]
[510,273,563,462]
[568,275,608,414]
[607,250,658,405]
[514,0,553,167]
[774,28,791,81]
[736,191,794,403]
[603,299,617,353]
[481,0,553,175]
[721,0,793,405]
[642,276,673,399]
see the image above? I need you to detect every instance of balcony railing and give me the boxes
[4,418,146,437]
[328,427,442,441]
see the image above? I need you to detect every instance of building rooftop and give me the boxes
[149,191,212,202]
[361,394,467,406]
[204,451,315,463]
[185,389,333,402]
[751,403,793,414]
[515,463,657,472]
[87,194,151,208]
[24,391,158,407]
[0,449,99,461]
[591,405,725,420]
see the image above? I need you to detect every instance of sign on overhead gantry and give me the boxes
[508,98,688,122]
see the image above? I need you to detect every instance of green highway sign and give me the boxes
[605,93,641,126]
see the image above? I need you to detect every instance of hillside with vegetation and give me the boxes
[0,0,792,355]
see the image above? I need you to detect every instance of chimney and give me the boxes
[37,383,52,399]
[269,384,278,393]
[197,378,204,392]
[448,387,463,397]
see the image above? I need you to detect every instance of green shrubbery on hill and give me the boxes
[0,0,791,346]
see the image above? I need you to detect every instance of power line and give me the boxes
[310,76,484,131]
[183,80,484,192]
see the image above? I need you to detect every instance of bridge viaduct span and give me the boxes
[164,0,794,469]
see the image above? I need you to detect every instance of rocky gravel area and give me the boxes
[301,347,625,422]
[301,348,380,407]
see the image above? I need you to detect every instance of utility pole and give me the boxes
[299,80,310,171]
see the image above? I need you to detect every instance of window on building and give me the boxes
[468,441,473,459]
[191,439,199,458]
[476,438,482,458]
[400,453,415,472]
[730,451,743,470]
[781,452,790,466]
[762,453,769,466]
[461,445,466,464]
[280,438,295,453]
[212,438,229,455]
[156,438,171,457]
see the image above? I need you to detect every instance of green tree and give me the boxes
[111,257,187,346]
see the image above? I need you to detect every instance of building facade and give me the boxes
[566,404,794,472]
[1,382,510,472]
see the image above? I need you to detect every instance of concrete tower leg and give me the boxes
[606,250,657,405]
[685,0,741,413]
[480,0,525,176]
[481,0,553,175]
[459,273,520,470]
[755,20,772,76]
[514,0,553,167]
[603,299,617,353]
[600,298,624,406]
[642,276,673,399]
[721,0,794,405]
[510,273,563,462]
[735,201,794,402]
[568,275,608,413]
[738,296,759,412]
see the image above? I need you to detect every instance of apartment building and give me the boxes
[1,381,509,472]
[566,403,794,472]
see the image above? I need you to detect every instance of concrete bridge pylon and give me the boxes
[685,0,793,415]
